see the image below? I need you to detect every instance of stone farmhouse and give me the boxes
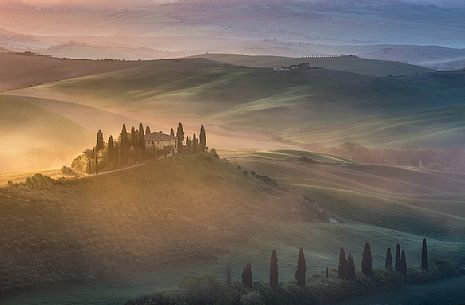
[145,131,177,155]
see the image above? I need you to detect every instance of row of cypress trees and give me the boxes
[241,239,429,289]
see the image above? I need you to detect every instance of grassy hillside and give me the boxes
[0,53,141,92]
[0,95,93,172]
[1,154,464,305]
[12,59,465,150]
[187,54,433,76]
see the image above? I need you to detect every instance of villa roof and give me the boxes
[145,132,176,141]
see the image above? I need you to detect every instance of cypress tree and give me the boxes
[242,263,253,289]
[294,247,306,286]
[270,250,279,290]
[421,238,428,271]
[338,248,347,280]
[186,136,192,153]
[93,147,98,176]
[145,125,151,135]
[199,125,207,152]
[400,250,408,276]
[325,267,329,279]
[192,134,199,153]
[130,127,137,149]
[170,128,175,137]
[176,123,184,152]
[138,123,145,159]
[108,135,115,165]
[361,242,372,276]
[346,254,356,280]
[395,243,401,272]
[96,129,104,151]
[385,247,393,270]
[120,124,129,165]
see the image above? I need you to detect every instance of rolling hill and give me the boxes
[11,57,465,152]
[187,54,433,76]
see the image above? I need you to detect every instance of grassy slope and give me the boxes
[187,54,433,76]
[12,59,465,149]
[0,95,93,172]
[1,154,464,305]
[0,53,141,92]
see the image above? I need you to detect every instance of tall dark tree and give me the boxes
[176,123,184,152]
[385,248,393,270]
[361,243,373,276]
[270,250,279,290]
[138,123,145,158]
[338,248,347,280]
[145,125,151,135]
[395,243,401,272]
[192,133,199,153]
[186,136,192,153]
[346,254,356,280]
[325,267,329,279]
[295,247,306,286]
[199,125,207,152]
[96,129,104,151]
[242,263,253,289]
[115,143,120,169]
[130,126,137,149]
[170,128,175,137]
[120,124,129,165]
[107,135,115,165]
[400,250,408,276]
[421,238,428,271]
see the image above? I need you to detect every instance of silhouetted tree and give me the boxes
[93,147,98,175]
[385,248,393,270]
[361,243,373,276]
[346,254,356,280]
[421,238,428,271]
[186,136,192,153]
[120,124,129,165]
[131,126,137,149]
[176,123,184,152]
[145,125,151,135]
[400,250,408,276]
[338,248,347,280]
[138,123,145,159]
[395,243,401,272]
[270,250,279,290]
[107,135,115,165]
[295,247,306,286]
[170,128,175,137]
[199,125,207,152]
[325,267,329,279]
[96,129,104,151]
[192,133,199,153]
[242,263,253,289]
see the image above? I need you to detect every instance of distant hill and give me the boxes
[0,52,142,92]
[187,54,433,76]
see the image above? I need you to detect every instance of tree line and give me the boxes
[241,238,429,289]
[72,122,208,174]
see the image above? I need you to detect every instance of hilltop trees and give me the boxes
[346,254,356,280]
[295,248,306,286]
[361,243,373,276]
[200,125,207,152]
[242,263,253,289]
[385,248,393,270]
[270,250,279,290]
[421,238,428,271]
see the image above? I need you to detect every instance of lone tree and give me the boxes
[400,250,408,276]
[346,254,356,280]
[176,123,184,152]
[199,125,207,152]
[395,243,401,272]
[421,238,428,271]
[295,247,307,286]
[338,248,347,280]
[361,242,373,276]
[242,263,253,289]
[270,250,279,290]
[385,248,393,270]
[96,129,104,151]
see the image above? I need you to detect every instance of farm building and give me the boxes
[145,131,177,155]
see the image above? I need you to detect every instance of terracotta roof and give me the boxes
[145,132,176,141]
